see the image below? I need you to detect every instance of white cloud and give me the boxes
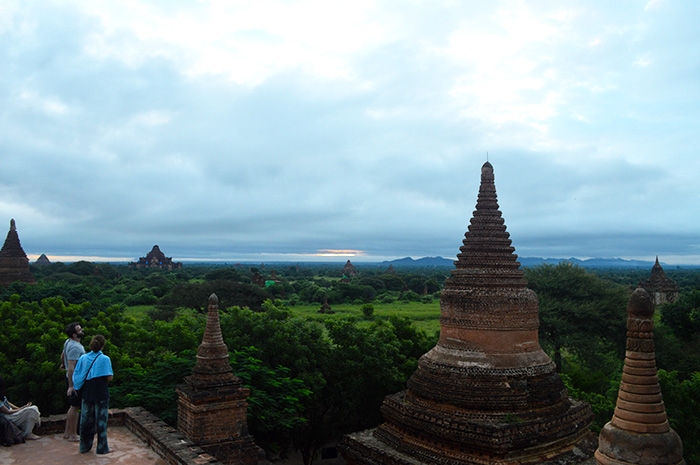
[14,90,71,116]
[2,0,700,262]
[76,0,393,86]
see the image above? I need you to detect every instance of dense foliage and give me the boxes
[1,261,699,464]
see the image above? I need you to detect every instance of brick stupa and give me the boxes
[595,287,684,465]
[177,294,264,465]
[341,162,595,465]
[0,219,35,286]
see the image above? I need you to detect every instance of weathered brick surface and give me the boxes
[177,294,265,465]
[595,289,684,465]
[341,162,595,465]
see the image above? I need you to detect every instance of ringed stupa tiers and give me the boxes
[341,162,595,465]
[595,287,684,465]
[0,219,35,287]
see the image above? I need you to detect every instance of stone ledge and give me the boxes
[36,407,222,465]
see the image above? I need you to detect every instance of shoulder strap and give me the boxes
[81,354,101,384]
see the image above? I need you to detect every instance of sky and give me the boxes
[1,0,699,264]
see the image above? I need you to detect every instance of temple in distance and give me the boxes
[129,244,183,271]
[639,257,678,306]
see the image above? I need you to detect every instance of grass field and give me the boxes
[124,300,442,336]
[287,301,441,336]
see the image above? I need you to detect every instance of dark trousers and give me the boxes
[79,399,109,454]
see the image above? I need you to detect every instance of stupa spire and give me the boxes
[1,219,27,257]
[595,287,684,465]
[187,293,237,388]
[0,219,34,286]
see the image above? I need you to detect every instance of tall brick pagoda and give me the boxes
[177,294,264,465]
[341,162,595,465]
[0,219,35,286]
[595,287,684,465]
[639,257,678,306]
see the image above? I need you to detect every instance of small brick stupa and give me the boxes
[177,294,264,465]
[595,287,684,465]
[639,257,678,306]
[341,162,595,465]
[0,219,35,286]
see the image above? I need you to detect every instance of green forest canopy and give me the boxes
[1,261,699,465]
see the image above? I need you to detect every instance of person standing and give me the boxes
[73,335,113,455]
[60,322,85,442]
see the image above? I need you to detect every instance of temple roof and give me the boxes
[640,256,677,291]
[0,219,29,259]
[0,219,35,286]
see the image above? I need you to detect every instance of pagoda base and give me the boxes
[177,382,265,465]
[342,427,596,465]
[340,390,597,465]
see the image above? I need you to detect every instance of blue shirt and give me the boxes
[72,351,113,390]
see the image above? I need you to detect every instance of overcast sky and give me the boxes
[1,0,699,264]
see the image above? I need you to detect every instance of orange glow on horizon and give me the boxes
[27,254,134,262]
[315,249,365,257]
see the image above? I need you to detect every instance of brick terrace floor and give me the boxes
[0,426,168,465]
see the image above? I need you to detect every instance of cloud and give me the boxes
[1,0,699,263]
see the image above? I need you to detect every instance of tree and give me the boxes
[378,274,405,292]
[158,280,270,313]
[658,370,700,465]
[525,263,628,372]
[204,268,244,282]
[660,290,700,341]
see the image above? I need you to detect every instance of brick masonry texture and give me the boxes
[340,162,596,465]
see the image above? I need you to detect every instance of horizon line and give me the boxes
[24,254,700,267]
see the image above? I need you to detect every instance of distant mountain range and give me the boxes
[380,256,658,269]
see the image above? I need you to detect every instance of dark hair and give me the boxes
[0,375,5,399]
[65,322,81,338]
[89,335,106,353]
